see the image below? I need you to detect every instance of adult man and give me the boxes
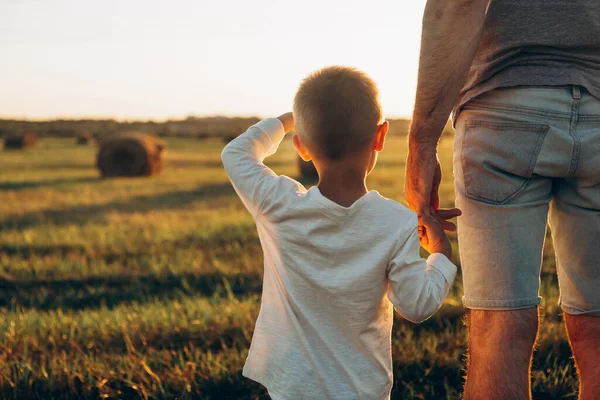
[405,1,600,399]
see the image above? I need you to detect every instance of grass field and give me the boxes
[0,133,577,399]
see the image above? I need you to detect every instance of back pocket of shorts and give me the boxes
[461,120,549,204]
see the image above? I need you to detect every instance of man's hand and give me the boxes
[405,141,461,234]
[277,112,294,133]
[405,141,441,214]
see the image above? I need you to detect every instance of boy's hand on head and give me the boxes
[277,112,294,133]
[418,213,453,259]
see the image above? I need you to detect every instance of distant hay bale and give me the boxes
[298,156,319,180]
[223,135,237,144]
[92,132,112,144]
[3,132,37,150]
[76,132,94,145]
[96,134,165,178]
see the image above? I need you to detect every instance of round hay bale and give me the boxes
[4,132,37,150]
[96,134,165,178]
[76,132,94,145]
[297,156,319,180]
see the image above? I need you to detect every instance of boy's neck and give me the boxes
[317,167,369,207]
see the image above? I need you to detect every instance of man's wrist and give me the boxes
[408,136,438,153]
[408,120,441,151]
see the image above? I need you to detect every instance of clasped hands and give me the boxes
[405,141,461,258]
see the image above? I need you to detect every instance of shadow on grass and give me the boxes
[3,319,256,366]
[1,220,258,260]
[0,371,270,400]
[0,224,263,311]
[0,177,99,191]
[0,162,95,171]
[0,355,578,400]
[0,270,263,311]
[0,182,236,230]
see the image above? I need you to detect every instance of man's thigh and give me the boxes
[453,89,571,310]
[550,118,600,317]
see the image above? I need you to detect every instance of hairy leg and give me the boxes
[564,314,600,400]
[464,308,539,400]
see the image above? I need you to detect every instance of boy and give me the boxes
[221,66,459,400]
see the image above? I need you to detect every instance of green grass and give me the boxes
[0,135,576,399]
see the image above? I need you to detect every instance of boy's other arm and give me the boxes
[405,0,489,227]
[387,221,457,323]
[221,114,293,217]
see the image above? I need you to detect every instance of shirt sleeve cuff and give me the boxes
[427,253,457,285]
[252,118,286,154]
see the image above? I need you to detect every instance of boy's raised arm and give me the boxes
[221,114,293,217]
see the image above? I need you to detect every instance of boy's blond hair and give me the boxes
[293,66,383,160]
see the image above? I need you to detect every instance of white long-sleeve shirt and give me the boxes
[221,118,457,400]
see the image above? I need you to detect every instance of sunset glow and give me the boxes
[0,1,426,120]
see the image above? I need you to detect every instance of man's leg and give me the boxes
[453,89,566,399]
[465,309,539,400]
[549,173,600,399]
[564,314,600,399]
[454,158,550,400]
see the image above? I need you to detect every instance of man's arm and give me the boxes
[405,0,489,231]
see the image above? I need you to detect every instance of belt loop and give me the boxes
[572,85,582,99]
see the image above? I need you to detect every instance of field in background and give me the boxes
[0,133,576,399]
[0,117,441,140]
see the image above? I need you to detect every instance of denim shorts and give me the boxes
[454,85,600,316]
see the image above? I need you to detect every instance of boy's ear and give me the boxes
[373,120,389,152]
[293,134,312,161]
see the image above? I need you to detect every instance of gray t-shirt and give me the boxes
[454,0,600,117]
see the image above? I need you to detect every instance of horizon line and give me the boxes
[0,113,414,123]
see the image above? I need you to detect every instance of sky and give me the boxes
[0,1,427,121]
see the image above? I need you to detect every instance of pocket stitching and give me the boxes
[465,120,550,132]
[461,121,549,205]
[463,100,571,119]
